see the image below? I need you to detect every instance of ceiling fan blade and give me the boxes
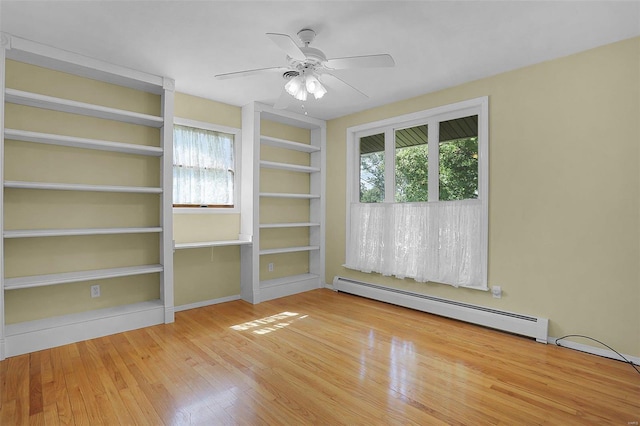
[273,88,290,110]
[266,33,306,61]
[215,66,288,80]
[325,54,395,70]
[318,73,369,98]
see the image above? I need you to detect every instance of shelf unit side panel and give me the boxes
[0,35,8,360]
[240,105,260,303]
[309,126,326,282]
[160,86,174,323]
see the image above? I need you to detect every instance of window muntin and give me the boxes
[173,124,235,208]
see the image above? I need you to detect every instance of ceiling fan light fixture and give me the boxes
[305,73,327,99]
[285,75,307,100]
[294,86,308,101]
[305,73,320,92]
[311,81,327,99]
[283,70,327,101]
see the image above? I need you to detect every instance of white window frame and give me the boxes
[346,96,489,288]
[173,117,242,214]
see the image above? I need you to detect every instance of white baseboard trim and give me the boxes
[549,336,640,366]
[333,276,548,342]
[174,294,241,312]
[258,274,320,303]
[5,301,165,358]
[165,306,175,323]
[323,282,334,291]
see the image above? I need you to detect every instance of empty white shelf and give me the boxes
[260,135,320,153]
[4,128,163,156]
[174,240,252,250]
[5,89,164,127]
[259,192,320,199]
[4,227,163,238]
[260,160,320,173]
[259,245,320,255]
[4,264,164,290]
[4,180,162,193]
[259,222,320,229]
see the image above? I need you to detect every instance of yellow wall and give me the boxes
[172,93,242,306]
[3,60,161,322]
[326,37,640,356]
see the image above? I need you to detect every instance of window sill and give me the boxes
[173,207,240,215]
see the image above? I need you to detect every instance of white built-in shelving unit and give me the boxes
[0,33,175,359]
[240,102,325,303]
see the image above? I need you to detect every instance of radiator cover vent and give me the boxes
[333,276,548,343]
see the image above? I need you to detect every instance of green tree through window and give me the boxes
[439,137,478,201]
[360,151,385,203]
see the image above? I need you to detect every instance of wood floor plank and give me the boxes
[58,345,93,426]
[42,402,60,426]
[27,411,45,426]
[10,355,30,425]
[1,289,638,425]
[48,347,73,426]
[28,352,44,417]
[1,399,17,426]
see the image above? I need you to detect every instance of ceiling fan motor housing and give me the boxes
[286,47,327,74]
[297,28,316,45]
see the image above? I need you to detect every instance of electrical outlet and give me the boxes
[91,284,101,298]
[491,286,502,299]
[268,263,274,272]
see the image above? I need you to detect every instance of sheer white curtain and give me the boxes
[173,125,235,205]
[345,200,483,288]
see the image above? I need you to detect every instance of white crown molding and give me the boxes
[0,32,10,49]
[163,77,175,91]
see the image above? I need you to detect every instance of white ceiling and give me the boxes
[1,1,639,120]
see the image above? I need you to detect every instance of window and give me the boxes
[359,132,385,203]
[395,124,429,202]
[173,119,239,209]
[358,117,479,203]
[346,97,488,289]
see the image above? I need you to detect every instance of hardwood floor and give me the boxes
[1,288,638,425]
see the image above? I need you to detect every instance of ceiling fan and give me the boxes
[215,28,395,108]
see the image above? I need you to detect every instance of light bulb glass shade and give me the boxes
[305,74,320,92]
[285,76,303,96]
[294,86,307,101]
[285,75,307,101]
[312,82,327,99]
[304,73,327,99]
[284,72,326,101]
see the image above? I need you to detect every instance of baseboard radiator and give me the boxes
[333,276,549,343]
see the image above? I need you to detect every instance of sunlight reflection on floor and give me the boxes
[230,312,308,335]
